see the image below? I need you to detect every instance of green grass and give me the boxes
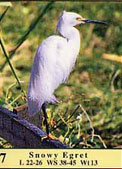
[0,2,122,148]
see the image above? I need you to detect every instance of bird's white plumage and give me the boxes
[27,11,83,117]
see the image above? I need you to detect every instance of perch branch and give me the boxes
[0,105,69,148]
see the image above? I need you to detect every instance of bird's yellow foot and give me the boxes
[48,134,60,141]
[41,134,60,142]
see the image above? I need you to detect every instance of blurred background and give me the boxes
[0,1,122,148]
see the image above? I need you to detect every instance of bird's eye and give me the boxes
[76,17,82,21]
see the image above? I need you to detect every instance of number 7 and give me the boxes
[0,153,6,163]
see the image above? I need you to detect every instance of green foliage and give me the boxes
[0,2,122,148]
[0,2,12,7]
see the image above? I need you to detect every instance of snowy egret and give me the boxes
[27,11,106,135]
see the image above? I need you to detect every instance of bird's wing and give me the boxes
[27,35,69,116]
[35,35,70,88]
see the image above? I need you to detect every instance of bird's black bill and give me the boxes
[83,19,107,25]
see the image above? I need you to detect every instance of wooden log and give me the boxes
[0,105,69,148]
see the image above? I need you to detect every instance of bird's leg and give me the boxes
[13,108,18,115]
[42,103,49,135]
[41,104,60,141]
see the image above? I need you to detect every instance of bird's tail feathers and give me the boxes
[27,96,43,117]
[50,95,59,104]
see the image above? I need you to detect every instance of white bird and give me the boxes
[27,11,106,135]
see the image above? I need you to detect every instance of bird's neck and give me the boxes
[58,25,80,55]
[59,24,80,41]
